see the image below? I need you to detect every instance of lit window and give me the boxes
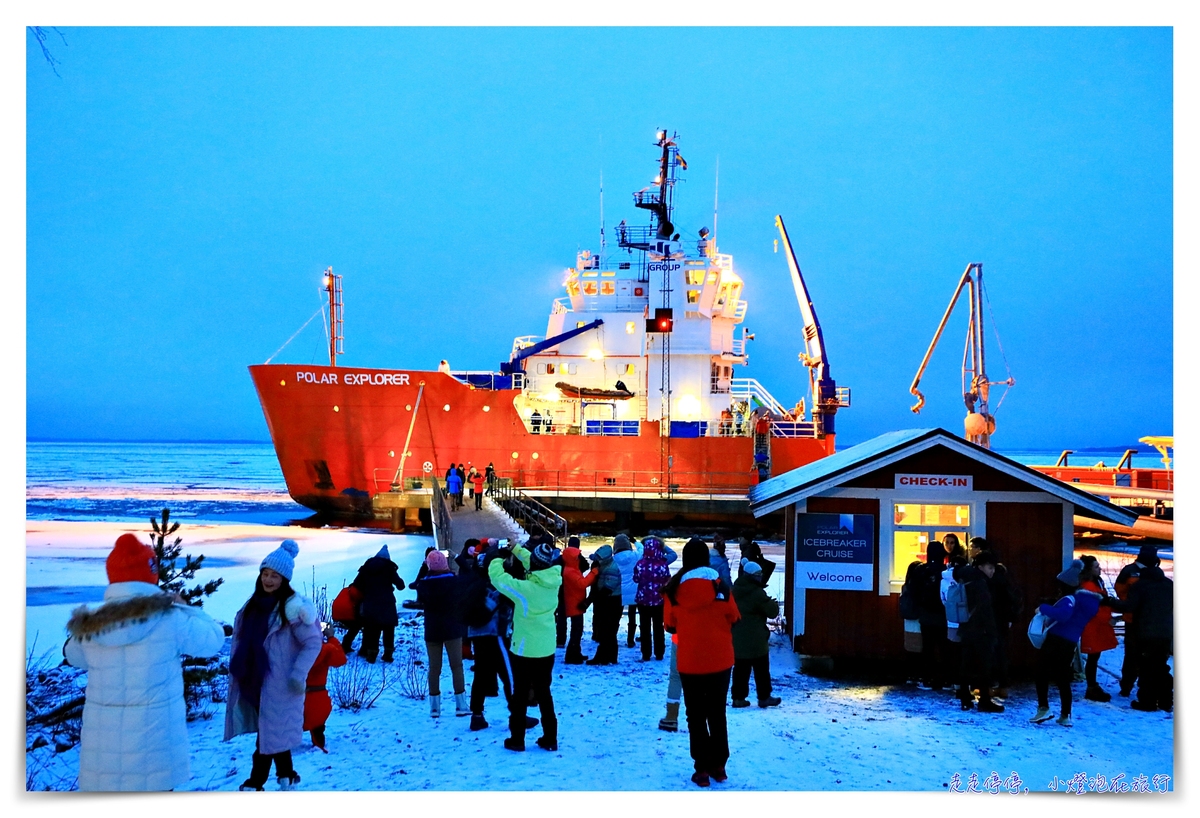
[686,289,700,304]
[546,363,556,375]
[626,321,636,334]
[577,321,587,328]
[583,282,598,295]
[601,270,616,277]
[707,272,719,284]
[622,364,636,375]
[582,270,598,277]
[686,268,705,285]
[894,504,970,526]
[600,281,616,295]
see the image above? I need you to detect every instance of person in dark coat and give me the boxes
[1113,545,1158,697]
[347,545,406,663]
[1104,561,1173,712]
[460,544,514,731]
[730,560,781,707]
[485,462,497,495]
[904,540,948,690]
[586,545,623,665]
[708,535,732,586]
[955,554,1003,713]
[972,538,1020,698]
[412,550,469,718]
[1030,559,1101,727]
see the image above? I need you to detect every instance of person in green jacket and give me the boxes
[730,560,782,708]
[488,539,564,752]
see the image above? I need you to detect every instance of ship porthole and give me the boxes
[483,405,490,412]
[406,404,412,411]
[333,405,340,412]
[532,452,539,460]
[389,450,395,458]
[511,451,519,459]
[443,404,451,412]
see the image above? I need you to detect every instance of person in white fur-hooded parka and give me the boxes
[224,539,323,791]
[63,533,226,791]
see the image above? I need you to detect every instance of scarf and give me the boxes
[229,590,277,710]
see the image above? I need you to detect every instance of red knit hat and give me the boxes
[106,534,158,585]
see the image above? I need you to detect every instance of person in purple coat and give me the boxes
[224,540,323,791]
[1029,559,1101,728]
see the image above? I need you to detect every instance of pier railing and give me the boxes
[501,468,762,500]
[489,480,569,544]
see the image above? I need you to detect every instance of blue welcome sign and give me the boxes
[795,512,875,591]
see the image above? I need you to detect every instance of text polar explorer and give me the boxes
[295,371,411,386]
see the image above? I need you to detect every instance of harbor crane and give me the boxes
[909,262,1014,449]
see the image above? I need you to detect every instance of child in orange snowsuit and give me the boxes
[303,623,347,751]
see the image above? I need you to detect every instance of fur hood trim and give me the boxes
[284,593,318,626]
[680,567,719,583]
[67,591,175,639]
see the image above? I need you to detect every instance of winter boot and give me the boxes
[503,737,526,752]
[470,713,489,731]
[659,701,680,732]
[240,750,273,791]
[731,698,751,708]
[1085,683,1112,702]
[691,771,711,788]
[1131,699,1158,712]
[277,772,301,791]
[429,694,441,718]
[535,735,558,751]
[455,692,471,717]
[757,695,782,708]
[1029,707,1053,724]
[708,766,728,783]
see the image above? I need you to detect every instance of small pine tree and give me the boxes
[148,508,226,720]
[150,508,223,605]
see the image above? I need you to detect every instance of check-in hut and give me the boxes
[748,428,1139,672]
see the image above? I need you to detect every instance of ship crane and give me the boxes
[774,215,848,438]
[909,262,1015,449]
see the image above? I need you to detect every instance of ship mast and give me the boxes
[323,266,344,366]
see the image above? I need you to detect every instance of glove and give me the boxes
[288,676,306,694]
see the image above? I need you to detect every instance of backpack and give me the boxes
[944,580,971,628]
[1027,610,1056,649]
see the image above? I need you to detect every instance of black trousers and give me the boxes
[247,736,294,787]
[341,625,360,653]
[731,655,772,701]
[1036,633,1077,714]
[637,604,665,660]
[508,652,557,744]
[470,634,513,715]
[680,668,732,774]
[592,598,623,663]
[959,634,996,703]
[626,604,639,646]
[919,618,947,688]
[1136,636,1173,709]
[360,624,395,661]
[475,491,483,510]
[1121,629,1141,694]
[565,614,586,663]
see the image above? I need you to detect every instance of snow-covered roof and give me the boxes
[749,427,1141,526]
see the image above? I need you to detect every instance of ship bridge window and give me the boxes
[601,270,616,277]
[600,281,616,295]
[619,262,631,270]
[626,321,636,334]
[582,270,599,278]
[621,364,636,375]
[583,282,598,295]
[567,363,578,375]
[686,268,705,285]
[686,289,701,304]
[537,363,557,375]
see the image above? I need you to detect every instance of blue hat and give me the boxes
[376,544,391,560]
[261,539,299,582]
[530,543,561,571]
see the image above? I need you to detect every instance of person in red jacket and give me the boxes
[1079,555,1118,703]
[470,470,486,510]
[662,538,741,788]
[303,623,347,752]
[561,537,597,664]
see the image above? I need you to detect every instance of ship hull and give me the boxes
[250,363,835,516]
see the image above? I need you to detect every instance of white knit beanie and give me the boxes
[261,539,299,581]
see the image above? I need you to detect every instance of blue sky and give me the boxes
[26,27,1173,448]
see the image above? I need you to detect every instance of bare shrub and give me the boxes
[303,568,331,625]
[329,658,390,711]
[26,633,85,791]
[394,617,428,700]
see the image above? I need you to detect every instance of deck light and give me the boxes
[588,349,604,361]
[443,404,451,411]
[333,406,339,412]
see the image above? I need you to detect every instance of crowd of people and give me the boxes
[61,530,781,790]
[60,528,1171,792]
[444,462,497,510]
[901,537,1173,726]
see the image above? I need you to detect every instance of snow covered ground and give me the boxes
[24,522,1176,794]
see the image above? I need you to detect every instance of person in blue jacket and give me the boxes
[1030,559,1101,727]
